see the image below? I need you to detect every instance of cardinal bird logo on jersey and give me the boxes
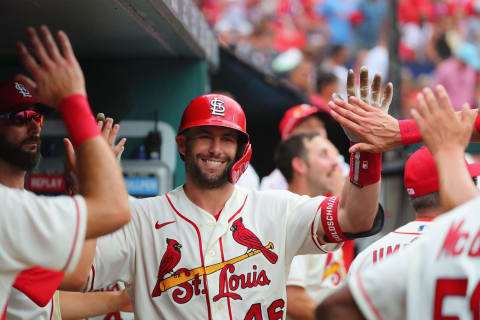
[151,238,182,297]
[230,218,278,264]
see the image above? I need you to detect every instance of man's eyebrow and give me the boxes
[222,132,237,137]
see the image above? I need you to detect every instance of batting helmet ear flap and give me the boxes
[229,142,252,184]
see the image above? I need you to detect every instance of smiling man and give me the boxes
[86,93,385,319]
[275,132,347,320]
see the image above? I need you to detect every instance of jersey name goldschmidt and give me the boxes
[88,186,340,319]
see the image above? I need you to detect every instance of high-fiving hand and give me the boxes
[64,114,126,175]
[331,67,393,144]
[15,25,86,108]
[411,85,475,156]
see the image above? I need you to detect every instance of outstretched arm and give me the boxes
[60,115,127,291]
[411,86,480,210]
[317,68,386,241]
[60,290,132,320]
[16,26,130,239]
[329,85,480,153]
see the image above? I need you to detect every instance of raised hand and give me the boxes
[64,114,126,175]
[411,85,475,156]
[96,113,126,160]
[347,67,393,112]
[331,67,393,145]
[329,67,397,153]
[411,85,479,210]
[15,25,86,108]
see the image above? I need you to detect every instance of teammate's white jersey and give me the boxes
[87,185,340,319]
[349,197,480,320]
[6,289,54,320]
[0,184,87,310]
[260,168,288,190]
[348,218,432,275]
[286,249,346,308]
[236,165,260,190]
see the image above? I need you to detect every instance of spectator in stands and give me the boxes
[433,42,479,110]
[316,0,359,47]
[356,0,387,50]
[310,71,338,111]
[322,45,349,99]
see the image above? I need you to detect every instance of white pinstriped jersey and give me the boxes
[87,185,340,319]
[0,185,87,311]
[348,219,432,275]
[349,197,480,320]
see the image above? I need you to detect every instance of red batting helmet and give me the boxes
[177,94,252,184]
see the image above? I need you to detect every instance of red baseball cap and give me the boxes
[404,146,480,197]
[278,104,329,140]
[0,80,37,114]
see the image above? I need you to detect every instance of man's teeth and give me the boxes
[206,160,222,166]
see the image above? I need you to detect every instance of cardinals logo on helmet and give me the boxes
[210,97,226,116]
[230,218,278,264]
[152,238,183,297]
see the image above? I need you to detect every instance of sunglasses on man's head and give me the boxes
[0,110,44,126]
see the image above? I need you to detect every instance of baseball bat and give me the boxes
[156,242,274,293]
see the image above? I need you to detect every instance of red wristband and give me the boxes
[349,146,382,187]
[59,95,101,147]
[320,196,347,243]
[399,119,422,145]
[475,113,480,134]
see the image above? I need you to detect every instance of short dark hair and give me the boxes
[316,71,337,92]
[330,44,346,57]
[274,132,319,183]
[409,177,477,213]
[409,191,441,213]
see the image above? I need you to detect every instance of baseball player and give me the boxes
[0,25,130,316]
[260,103,331,191]
[348,145,480,275]
[84,72,390,318]
[274,132,347,320]
[316,73,480,320]
[318,197,480,320]
[3,92,126,320]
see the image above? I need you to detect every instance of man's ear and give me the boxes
[292,157,307,175]
[176,135,186,157]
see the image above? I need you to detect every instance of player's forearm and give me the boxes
[59,239,97,291]
[338,181,381,233]
[60,290,129,320]
[77,137,130,238]
[435,148,479,211]
[400,109,480,145]
[286,286,316,320]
